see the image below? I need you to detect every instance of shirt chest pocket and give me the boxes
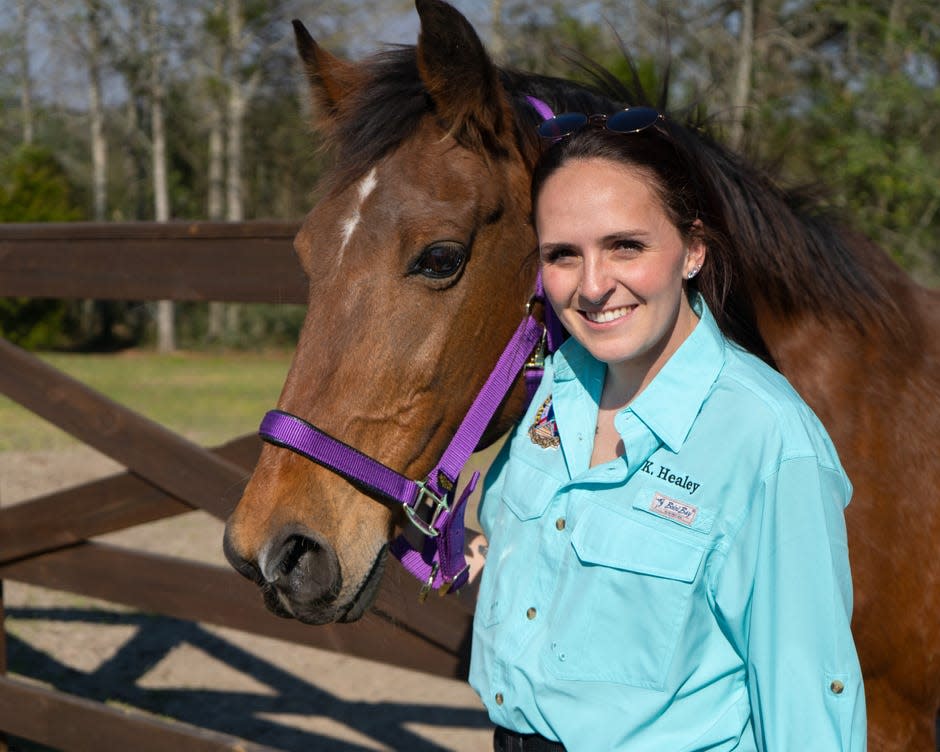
[500,453,564,522]
[476,458,562,629]
[545,505,705,691]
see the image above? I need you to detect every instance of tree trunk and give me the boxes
[208,111,225,222]
[226,0,246,225]
[206,0,227,343]
[884,0,905,74]
[149,2,175,353]
[728,0,755,152]
[86,1,107,222]
[225,92,246,222]
[83,0,109,346]
[18,0,34,145]
[222,0,260,343]
[490,0,506,62]
[207,101,226,342]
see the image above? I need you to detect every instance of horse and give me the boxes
[222,0,940,748]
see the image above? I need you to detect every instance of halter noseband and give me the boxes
[257,97,561,600]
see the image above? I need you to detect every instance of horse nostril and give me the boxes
[268,535,319,582]
[258,531,340,604]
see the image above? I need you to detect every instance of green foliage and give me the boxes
[746,0,940,282]
[798,74,940,279]
[0,298,70,349]
[0,145,84,222]
[0,145,86,349]
[168,302,306,350]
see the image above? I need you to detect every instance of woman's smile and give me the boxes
[582,304,637,324]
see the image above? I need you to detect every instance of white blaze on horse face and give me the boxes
[337,167,379,261]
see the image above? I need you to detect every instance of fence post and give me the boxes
[0,580,8,752]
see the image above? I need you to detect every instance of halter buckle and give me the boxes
[405,480,450,538]
[525,326,547,372]
[418,562,439,603]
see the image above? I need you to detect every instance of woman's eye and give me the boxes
[541,246,576,264]
[612,238,645,254]
[412,242,467,279]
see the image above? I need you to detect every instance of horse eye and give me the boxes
[412,242,467,280]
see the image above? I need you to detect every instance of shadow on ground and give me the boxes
[6,606,491,752]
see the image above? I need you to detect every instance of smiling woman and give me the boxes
[470,114,867,751]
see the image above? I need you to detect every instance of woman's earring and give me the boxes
[687,265,702,280]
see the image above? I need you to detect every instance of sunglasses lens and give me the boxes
[607,107,661,134]
[538,112,589,140]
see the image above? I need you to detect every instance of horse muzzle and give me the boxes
[223,523,363,625]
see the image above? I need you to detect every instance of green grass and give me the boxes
[0,349,294,451]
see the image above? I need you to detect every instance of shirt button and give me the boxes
[526,607,537,620]
[830,680,845,695]
[555,517,566,531]
[495,692,504,705]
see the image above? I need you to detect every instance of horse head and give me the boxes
[223,0,542,624]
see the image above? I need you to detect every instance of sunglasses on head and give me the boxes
[537,106,663,141]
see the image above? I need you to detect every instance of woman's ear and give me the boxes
[684,219,707,278]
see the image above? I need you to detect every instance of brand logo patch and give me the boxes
[649,492,698,526]
[528,395,560,449]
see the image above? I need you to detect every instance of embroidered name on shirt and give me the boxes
[649,492,698,526]
[640,461,701,495]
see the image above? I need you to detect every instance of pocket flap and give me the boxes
[571,505,704,582]
[501,458,561,521]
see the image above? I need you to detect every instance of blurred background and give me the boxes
[1,0,938,354]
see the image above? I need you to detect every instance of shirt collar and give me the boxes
[551,295,726,452]
[629,296,726,451]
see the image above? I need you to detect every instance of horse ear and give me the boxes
[292,19,365,130]
[414,0,513,153]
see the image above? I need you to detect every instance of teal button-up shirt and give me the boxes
[469,298,866,751]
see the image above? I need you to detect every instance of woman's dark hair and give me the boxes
[531,121,773,364]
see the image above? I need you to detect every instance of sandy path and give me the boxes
[1,447,492,751]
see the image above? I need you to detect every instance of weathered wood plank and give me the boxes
[0,435,261,566]
[0,582,6,676]
[0,221,306,303]
[0,339,248,520]
[0,676,280,752]
[0,543,476,678]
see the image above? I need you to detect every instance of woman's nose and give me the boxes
[579,255,614,305]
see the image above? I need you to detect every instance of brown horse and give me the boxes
[223,0,940,748]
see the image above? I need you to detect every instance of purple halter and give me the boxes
[257,97,561,599]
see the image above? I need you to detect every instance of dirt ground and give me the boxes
[0,447,493,751]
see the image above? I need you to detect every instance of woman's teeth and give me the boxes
[585,306,632,323]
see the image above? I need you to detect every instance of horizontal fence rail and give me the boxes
[0,221,305,302]
[0,221,481,751]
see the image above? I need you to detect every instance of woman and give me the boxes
[468,108,867,751]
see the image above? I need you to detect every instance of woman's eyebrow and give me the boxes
[600,229,651,244]
[538,241,577,253]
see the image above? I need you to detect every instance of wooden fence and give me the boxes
[0,222,479,751]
